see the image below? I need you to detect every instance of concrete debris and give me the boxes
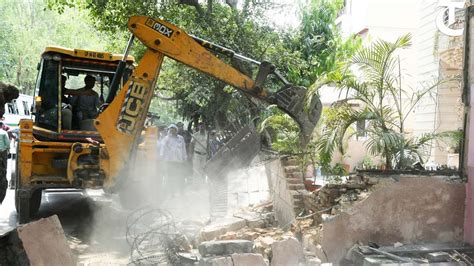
[0,215,75,265]
[215,226,293,260]
[305,256,322,266]
[233,211,267,228]
[198,253,267,266]
[303,175,379,224]
[270,237,305,266]
[348,243,474,265]
[200,217,247,241]
[199,256,234,266]
[198,240,254,256]
[426,251,452,262]
[321,177,465,263]
[231,253,267,266]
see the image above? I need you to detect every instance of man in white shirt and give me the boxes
[160,124,187,195]
[0,122,11,204]
[190,122,208,183]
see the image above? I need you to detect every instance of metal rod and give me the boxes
[105,35,135,104]
[190,34,261,65]
[122,35,135,61]
[273,70,290,86]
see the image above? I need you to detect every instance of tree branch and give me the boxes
[179,0,204,15]
[226,0,238,9]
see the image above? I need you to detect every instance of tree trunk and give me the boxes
[16,55,22,86]
[384,146,392,169]
[207,0,213,14]
[226,0,238,9]
[179,0,204,15]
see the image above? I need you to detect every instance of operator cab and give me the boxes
[34,46,134,141]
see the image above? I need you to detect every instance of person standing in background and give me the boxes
[160,124,187,196]
[190,122,208,183]
[0,122,11,204]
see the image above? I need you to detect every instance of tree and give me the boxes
[0,0,106,94]
[259,0,359,155]
[0,1,108,94]
[47,0,288,129]
[314,34,456,169]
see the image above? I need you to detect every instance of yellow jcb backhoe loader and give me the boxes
[12,16,322,223]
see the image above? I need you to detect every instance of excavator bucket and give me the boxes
[272,86,322,148]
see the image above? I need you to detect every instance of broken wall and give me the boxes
[265,158,296,227]
[265,157,307,228]
[321,177,465,263]
[227,156,270,211]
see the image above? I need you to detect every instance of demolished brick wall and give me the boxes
[319,176,465,263]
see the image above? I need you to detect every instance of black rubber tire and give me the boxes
[15,190,29,224]
[15,189,42,224]
[29,189,42,215]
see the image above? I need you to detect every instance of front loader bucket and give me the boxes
[273,86,322,148]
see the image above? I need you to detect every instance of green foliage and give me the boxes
[282,0,360,87]
[258,107,301,153]
[357,155,375,170]
[0,1,108,94]
[257,0,360,154]
[314,34,456,169]
[46,0,286,128]
[46,0,358,135]
[322,162,348,176]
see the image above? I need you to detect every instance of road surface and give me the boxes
[0,158,212,264]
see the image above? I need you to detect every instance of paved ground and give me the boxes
[0,158,212,264]
[0,156,270,264]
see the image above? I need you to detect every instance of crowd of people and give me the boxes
[157,121,222,196]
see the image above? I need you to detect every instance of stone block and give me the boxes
[286,178,302,184]
[366,177,379,185]
[283,166,299,174]
[198,256,233,266]
[231,253,267,266]
[288,184,305,190]
[270,237,304,266]
[17,215,75,266]
[427,252,451,262]
[233,212,265,228]
[281,158,298,166]
[305,256,322,266]
[344,183,366,189]
[257,236,276,249]
[288,172,303,179]
[200,217,247,241]
[199,240,254,256]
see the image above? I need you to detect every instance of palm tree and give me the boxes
[312,34,454,169]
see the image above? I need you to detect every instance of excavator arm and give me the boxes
[95,16,322,187]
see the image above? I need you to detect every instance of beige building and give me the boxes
[413,0,464,166]
[325,0,464,170]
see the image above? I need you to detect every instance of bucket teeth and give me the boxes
[273,86,322,148]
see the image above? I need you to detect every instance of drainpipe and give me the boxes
[462,0,474,244]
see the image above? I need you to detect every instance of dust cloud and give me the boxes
[76,149,270,264]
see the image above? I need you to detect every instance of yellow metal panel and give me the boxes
[127,16,265,96]
[43,46,135,62]
[95,50,164,187]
